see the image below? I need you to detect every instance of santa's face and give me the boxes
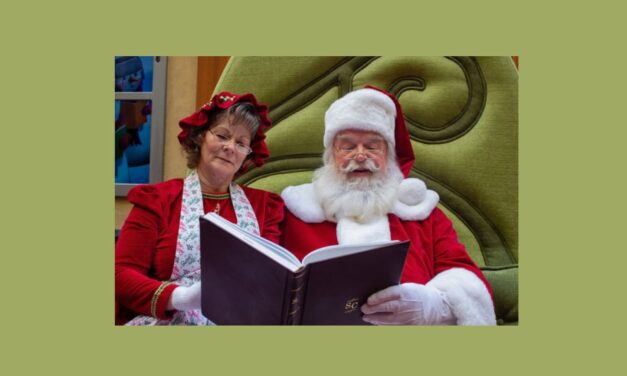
[332,130,388,180]
[313,133,402,222]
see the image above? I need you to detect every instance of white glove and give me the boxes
[168,282,201,311]
[361,283,456,325]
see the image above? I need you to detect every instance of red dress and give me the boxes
[281,207,492,296]
[115,179,284,324]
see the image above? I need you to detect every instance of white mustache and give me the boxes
[340,159,380,173]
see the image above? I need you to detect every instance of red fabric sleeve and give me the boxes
[259,191,285,244]
[115,185,178,322]
[429,208,493,298]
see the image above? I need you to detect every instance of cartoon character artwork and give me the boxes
[115,56,145,92]
[115,56,154,184]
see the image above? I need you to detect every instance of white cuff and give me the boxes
[427,268,496,325]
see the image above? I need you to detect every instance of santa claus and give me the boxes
[281,86,496,325]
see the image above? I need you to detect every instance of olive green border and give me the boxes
[4,1,622,375]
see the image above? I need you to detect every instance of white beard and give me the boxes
[312,157,404,223]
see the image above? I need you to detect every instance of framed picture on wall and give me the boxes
[115,56,167,196]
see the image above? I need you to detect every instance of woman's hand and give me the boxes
[167,282,201,311]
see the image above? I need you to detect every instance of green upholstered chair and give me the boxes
[215,56,518,325]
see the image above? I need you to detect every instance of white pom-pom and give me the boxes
[398,178,426,205]
[392,178,440,220]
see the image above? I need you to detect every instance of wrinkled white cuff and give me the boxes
[427,268,496,326]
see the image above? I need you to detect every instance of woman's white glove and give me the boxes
[361,283,456,325]
[168,282,201,311]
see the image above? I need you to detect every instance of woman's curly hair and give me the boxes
[180,102,262,169]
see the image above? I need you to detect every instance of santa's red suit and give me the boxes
[281,86,496,325]
[282,208,488,290]
[115,177,284,324]
[280,186,495,325]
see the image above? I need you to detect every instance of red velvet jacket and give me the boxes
[115,179,284,324]
[281,207,492,296]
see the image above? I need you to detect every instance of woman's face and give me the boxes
[198,120,253,185]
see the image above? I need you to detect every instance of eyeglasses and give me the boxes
[208,129,253,155]
[334,138,387,159]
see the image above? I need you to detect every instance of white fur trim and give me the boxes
[427,268,497,326]
[324,89,396,148]
[397,178,426,205]
[337,216,391,245]
[392,189,439,220]
[281,183,326,223]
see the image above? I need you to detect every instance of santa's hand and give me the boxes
[168,282,201,311]
[361,283,456,325]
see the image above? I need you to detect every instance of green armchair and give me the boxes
[215,56,518,325]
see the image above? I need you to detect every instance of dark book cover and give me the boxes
[199,215,409,325]
[298,242,409,325]
[200,217,289,324]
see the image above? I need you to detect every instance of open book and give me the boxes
[199,213,409,325]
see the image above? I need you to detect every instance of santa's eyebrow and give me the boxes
[366,136,385,143]
[335,135,355,141]
[335,135,385,143]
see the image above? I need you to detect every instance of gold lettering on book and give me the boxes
[344,298,360,314]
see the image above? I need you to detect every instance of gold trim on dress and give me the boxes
[151,281,172,318]
[202,192,230,200]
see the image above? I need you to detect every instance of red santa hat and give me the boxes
[324,85,415,177]
[178,91,271,173]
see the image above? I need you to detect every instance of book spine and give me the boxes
[285,268,308,325]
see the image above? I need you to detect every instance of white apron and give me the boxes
[125,170,260,325]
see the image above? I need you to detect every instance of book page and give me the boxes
[302,240,400,265]
[202,213,302,271]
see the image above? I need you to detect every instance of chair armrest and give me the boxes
[481,265,518,325]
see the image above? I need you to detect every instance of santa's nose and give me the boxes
[352,144,370,161]
[354,152,368,162]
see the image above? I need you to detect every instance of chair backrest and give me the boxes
[215,56,518,324]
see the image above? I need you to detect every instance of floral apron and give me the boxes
[125,170,260,325]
